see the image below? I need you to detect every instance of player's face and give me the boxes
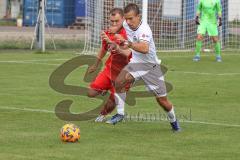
[109,13,124,33]
[124,10,141,30]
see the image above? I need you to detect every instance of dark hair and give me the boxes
[124,3,140,15]
[110,8,124,17]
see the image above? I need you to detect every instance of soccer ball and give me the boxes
[60,123,80,142]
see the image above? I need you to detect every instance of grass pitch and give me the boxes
[0,50,240,160]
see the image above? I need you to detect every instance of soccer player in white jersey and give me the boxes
[106,3,180,132]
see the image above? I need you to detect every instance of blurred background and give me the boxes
[0,0,85,52]
[0,0,239,52]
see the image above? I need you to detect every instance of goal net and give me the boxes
[84,0,240,53]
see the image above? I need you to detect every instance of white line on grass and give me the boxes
[0,58,68,62]
[0,106,54,113]
[0,61,59,66]
[0,58,69,66]
[158,53,240,58]
[1,60,240,76]
[182,120,240,128]
[19,58,69,62]
[1,106,240,128]
[169,71,240,76]
[0,52,239,63]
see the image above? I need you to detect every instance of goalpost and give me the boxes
[84,0,240,54]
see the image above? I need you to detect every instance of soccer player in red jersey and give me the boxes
[87,8,131,122]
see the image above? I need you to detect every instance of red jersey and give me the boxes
[102,27,131,80]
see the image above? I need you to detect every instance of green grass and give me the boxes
[0,40,85,50]
[0,20,16,26]
[0,50,240,160]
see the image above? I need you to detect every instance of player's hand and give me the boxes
[88,64,98,73]
[114,34,130,50]
[101,31,112,44]
[108,42,119,52]
[114,34,125,44]
[195,16,200,25]
[218,17,222,27]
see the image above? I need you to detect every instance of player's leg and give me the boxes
[211,36,221,62]
[194,34,203,61]
[208,23,222,62]
[100,94,115,115]
[88,69,114,122]
[87,70,110,98]
[106,68,135,124]
[194,23,206,61]
[156,96,180,132]
[98,68,132,122]
[95,94,116,122]
[87,88,101,97]
[115,69,134,92]
[143,65,180,132]
[88,67,115,96]
[115,69,134,114]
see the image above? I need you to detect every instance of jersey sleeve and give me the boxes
[216,0,222,17]
[196,0,202,15]
[138,24,152,43]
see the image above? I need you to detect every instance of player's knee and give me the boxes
[114,83,122,92]
[157,97,171,107]
[158,98,167,106]
[197,35,203,41]
[115,77,124,91]
[212,37,218,43]
[87,92,95,98]
[87,89,97,98]
[125,73,134,83]
[114,78,121,87]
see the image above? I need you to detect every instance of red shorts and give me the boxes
[90,68,115,94]
[90,67,130,95]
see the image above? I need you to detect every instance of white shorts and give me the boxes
[124,62,167,97]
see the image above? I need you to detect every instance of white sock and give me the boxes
[114,92,126,115]
[167,107,176,123]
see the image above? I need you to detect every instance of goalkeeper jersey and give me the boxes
[197,0,222,23]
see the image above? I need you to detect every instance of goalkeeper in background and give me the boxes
[193,0,222,62]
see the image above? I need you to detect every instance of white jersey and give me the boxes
[123,20,161,64]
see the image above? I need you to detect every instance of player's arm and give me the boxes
[89,29,114,73]
[103,33,131,57]
[216,0,222,26]
[107,42,131,57]
[216,0,222,17]
[127,41,149,54]
[115,45,132,57]
[95,47,107,67]
[196,0,202,17]
[115,33,149,54]
[88,47,107,73]
[88,32,109,73]
[196,0,202,25]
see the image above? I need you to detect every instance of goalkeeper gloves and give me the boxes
[195,16,200,25]
[218,17,222,27]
